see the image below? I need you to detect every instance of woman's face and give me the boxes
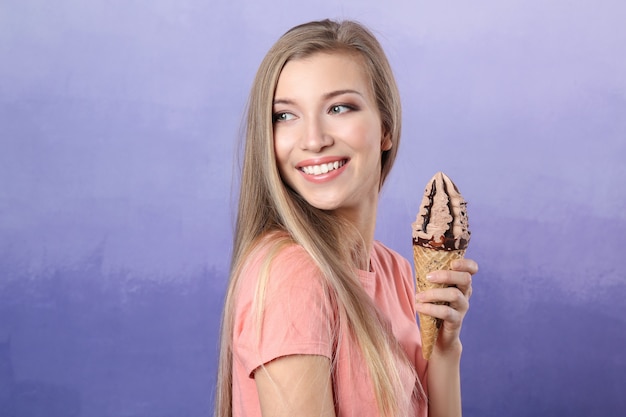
[272,52,390,220]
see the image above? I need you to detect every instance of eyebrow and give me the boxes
[273,89,364,105]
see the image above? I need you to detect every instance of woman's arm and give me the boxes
[415,258,479,417]
[255,354,336,417]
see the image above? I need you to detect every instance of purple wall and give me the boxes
[1,1,624,416]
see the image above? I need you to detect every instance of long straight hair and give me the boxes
[215,19,416,417]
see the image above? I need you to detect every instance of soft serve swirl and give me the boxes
[412,172,471,250]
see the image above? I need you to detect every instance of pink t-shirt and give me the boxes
[232,236,429,416]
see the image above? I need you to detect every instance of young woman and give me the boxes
[215,19,478,417]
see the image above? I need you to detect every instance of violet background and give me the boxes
[1,0,625,416]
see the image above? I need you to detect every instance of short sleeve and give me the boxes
[233,242,335,377]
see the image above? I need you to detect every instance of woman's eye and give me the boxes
[329,104,352,114]
[273,112,295,123]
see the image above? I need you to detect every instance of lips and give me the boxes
[300,159,347,175]
[295,157,349,183]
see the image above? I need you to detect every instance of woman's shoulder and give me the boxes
[240,231,323,287]
[248,231,314,265]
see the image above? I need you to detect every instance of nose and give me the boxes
[299,115,333,152]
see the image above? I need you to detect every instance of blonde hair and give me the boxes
[215,19,416,417]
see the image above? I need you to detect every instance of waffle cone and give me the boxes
[413,245,466,360]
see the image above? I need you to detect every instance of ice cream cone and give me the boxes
[413,245,466,360]
[411,171,471,360]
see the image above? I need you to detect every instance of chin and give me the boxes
[303,198,342,211]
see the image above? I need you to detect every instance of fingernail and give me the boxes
[426,273,435,281]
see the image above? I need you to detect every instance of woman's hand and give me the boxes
[417,258,478,417]
[415,258,479,355]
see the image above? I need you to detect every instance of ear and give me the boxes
[381,135,393,151]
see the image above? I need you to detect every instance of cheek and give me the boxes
[273,132,289,167]
[273,134,295,185]
[342,120,383,153]
[274,143,289,176]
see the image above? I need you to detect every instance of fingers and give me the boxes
[451,258,478,275]
[414,258,478,353]
[415,301,464,332]
[415,286,469,335]
[426,270,472,299]
[425,258,478,299]
[416,286,469,315]
[426,269,472,288]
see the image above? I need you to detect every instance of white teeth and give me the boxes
[301,160,345,175]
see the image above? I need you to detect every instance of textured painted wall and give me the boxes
[1,1,624,416]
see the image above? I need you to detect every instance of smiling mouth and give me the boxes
[300,160,347,175]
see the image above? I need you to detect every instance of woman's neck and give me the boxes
[332,194,379,270]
